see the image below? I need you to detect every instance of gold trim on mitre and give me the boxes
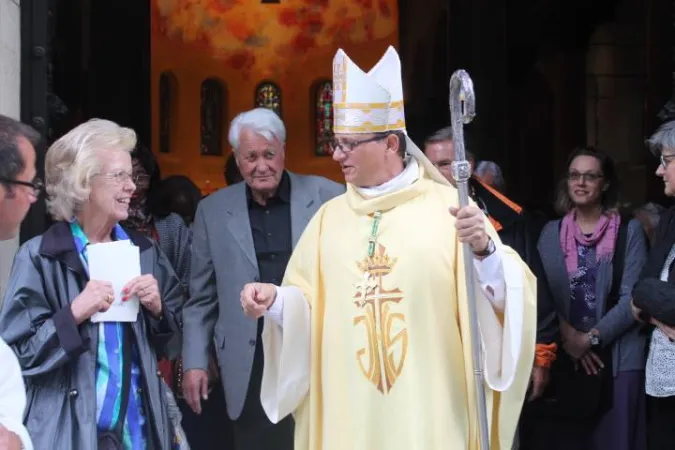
[333,47,450,186]
[367,46,407,133]
[332,49,400,134]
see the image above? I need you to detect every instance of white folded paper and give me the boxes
[88,240,141,323]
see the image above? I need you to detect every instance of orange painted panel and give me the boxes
[150,0,399,193]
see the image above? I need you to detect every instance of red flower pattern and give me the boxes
[153,0,396,78]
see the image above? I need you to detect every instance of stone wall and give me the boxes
[0,0,21,301]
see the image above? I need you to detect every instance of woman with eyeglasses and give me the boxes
[122,144,192,294]
[631,120,675,450]
[0,119,184,449]
[520,147,648,450]
[123,144,228,450]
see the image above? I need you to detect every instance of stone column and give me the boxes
[0,0,22,301]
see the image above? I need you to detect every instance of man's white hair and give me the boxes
[45,119,137,221]
[228,108,286,150]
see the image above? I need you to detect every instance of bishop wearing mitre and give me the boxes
[240,46,537,449]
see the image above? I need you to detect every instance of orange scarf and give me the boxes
[535,343,558,368]
[473,177,522,231]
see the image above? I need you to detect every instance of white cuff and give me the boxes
[264,285,285,326]
[472,245,506,311]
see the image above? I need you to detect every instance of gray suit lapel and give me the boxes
[224,183,258,269]
[289,172,316,247]
[540,221,572,318]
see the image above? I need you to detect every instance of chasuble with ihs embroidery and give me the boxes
[259,165,537,450]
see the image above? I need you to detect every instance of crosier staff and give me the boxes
[449,69,489,450]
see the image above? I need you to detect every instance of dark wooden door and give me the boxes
[20,0,50,242]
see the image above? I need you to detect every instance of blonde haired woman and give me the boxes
[0,119,184,449]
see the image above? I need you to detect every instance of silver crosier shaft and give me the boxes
[449,69,489,450]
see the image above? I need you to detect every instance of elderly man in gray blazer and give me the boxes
[182,108,344,450]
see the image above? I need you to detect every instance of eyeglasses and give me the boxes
[133,174,151,184]
[0,177,44,195]
[95,171,143,185]
[660,154,675,168]
[329,135,386,154]
[567,172,603,183]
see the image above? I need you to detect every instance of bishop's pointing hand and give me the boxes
[241,282,277,319]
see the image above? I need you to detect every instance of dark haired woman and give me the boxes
[123,145,192,287]
[155,175,203,227]
[124,144,231,449]
[521,147,648,450]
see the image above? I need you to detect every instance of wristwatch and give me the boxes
[588,332,601,347]
[473,237,496,257]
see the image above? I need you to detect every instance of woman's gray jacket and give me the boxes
[537,218,648,375]
[0,222,184,449]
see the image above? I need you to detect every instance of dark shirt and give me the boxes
[246,171,293,286]
[240,171,294,425]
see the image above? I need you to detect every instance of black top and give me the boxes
[240,171,294,423]
[246,171,293,287]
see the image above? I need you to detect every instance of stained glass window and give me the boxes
[315,81,333,156]
[255,82,282,117]
[200,78,225,156]
[159,71,177,153]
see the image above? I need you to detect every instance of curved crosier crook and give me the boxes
[449,69,476,126]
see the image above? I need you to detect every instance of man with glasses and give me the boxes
[0,115,41,240]
[239,47,536,449]
[424,126,524,232]
[182,107,343,450]
[423,127,557,406]
[0,114,40,450]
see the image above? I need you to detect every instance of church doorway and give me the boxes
[20,0,150,241]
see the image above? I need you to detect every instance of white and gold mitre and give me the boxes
[332,47,405,134]
[332,46,450,185]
